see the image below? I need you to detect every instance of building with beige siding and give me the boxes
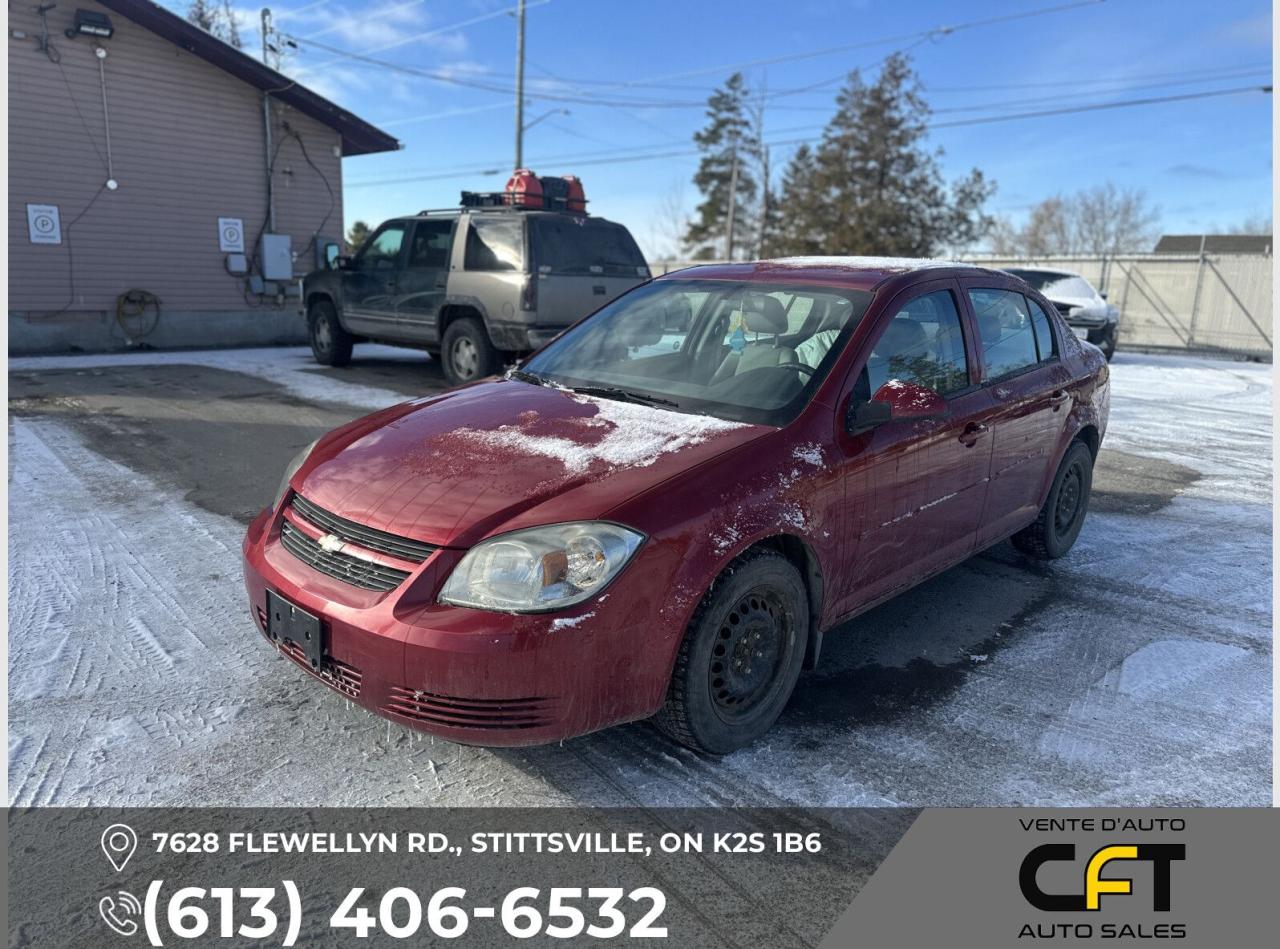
[8,0,398,353]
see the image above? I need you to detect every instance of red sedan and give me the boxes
[243,258,1109,753]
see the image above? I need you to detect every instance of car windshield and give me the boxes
[521,279,873,426]
[1008,270,1096,299]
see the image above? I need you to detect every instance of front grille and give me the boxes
[279,639,363,698]
[280,521,410,592]
[290,494,437,563]
[383,686,553,731]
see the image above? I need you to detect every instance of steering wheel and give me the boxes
[782,361,817,377]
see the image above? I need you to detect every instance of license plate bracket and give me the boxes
[266,590,325,670]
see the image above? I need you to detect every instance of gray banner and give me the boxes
[8,807,917,947]
[820,808,1279,948]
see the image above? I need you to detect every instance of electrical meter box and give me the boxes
[261,233,293,280]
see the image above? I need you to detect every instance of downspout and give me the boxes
[262,93,276,233]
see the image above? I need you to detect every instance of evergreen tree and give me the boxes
[684,73,760,260]
[346,220,372,253]
[769,144,824,257]
[783,54,993,257]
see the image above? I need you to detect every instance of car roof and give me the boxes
[1005,266,1082,278]
[659,256,1000,291]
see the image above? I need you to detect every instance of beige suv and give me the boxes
[303,205,651,384]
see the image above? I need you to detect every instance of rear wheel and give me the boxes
[1098,325,1117,361]
[441,317,500,386]
[1011,441,1094,560]
[308,300,352,367]
[654,550,808,754]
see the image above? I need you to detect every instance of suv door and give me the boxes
[395,218,456,343]
[832,282,996,615]
[342,220,408,335]
[960,283,1073,547]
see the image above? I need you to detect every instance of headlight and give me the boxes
[439,522,644,613]
[274,439,318,511]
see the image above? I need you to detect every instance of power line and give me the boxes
[346,83,1271,189]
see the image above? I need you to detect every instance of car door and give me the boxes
[960,283,1074,547]
[342,220,408,335]
[394,218,456,343]
[832,282,996,615]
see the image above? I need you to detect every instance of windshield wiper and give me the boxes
[568,385,679,409]
[508,368,549,386]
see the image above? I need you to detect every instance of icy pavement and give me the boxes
[7,349,1272,806]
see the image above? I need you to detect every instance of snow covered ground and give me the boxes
[7,348,1272,806]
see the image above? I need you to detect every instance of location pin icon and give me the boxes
[101,824,138,873]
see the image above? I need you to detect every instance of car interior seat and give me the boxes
[709,295,797,385]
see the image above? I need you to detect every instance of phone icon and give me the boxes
[99,891,141,937]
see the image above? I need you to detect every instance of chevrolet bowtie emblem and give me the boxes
[317,533,346,554]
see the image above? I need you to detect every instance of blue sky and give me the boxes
[214,0,1271,255]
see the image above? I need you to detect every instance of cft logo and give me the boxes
[1019,844,1186,912]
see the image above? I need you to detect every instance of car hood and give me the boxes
[294,379,769,548]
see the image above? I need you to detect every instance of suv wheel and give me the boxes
[1011,440,1094,560]
[308,300,353,367]
[441,317,500,385]
[654,550,808,754]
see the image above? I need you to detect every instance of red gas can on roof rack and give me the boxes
[562,175,586,213]
[505,169,544,209]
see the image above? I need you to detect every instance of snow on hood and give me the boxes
[299,380,764,546]
[460,394,747,475]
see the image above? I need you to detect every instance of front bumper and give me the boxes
[241,507,673,746]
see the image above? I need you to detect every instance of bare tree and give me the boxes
[1222,211,1272,235]
[646,180,692,263]
[992,184,1160,256]
[1074,183,1160,255]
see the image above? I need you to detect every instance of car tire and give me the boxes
[441,317,500,386]
[308,299,353,367]
[1100,326,1117,362]
[654,550,809,755]
[1011,440,1094,560]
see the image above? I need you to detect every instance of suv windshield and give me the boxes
[522,280,873,426]
[530,217,649,277]
[1007,269,1095,299]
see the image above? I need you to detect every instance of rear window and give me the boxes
[529,218,649,277]
[1007,270,1095,298]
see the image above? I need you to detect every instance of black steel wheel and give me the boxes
[1012,440,1094,560]
[654,550,808,754]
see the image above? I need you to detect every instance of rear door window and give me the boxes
[529,218,649,277]
[406,219,454,270]
[464,217,524,271]
[968,288,1039,380]
[1027,298,1058,362]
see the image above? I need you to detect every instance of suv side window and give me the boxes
[356,222,406,271]
[406,220,454,270]
[1027,297,1058,362]
[968,288,1039,380]
[862,290,970,398]
[464,217,523,271]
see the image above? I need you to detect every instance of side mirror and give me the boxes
[846,380,949,435]
[323,242,341,269]
[1098,291,1108,300]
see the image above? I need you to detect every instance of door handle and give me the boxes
[958,422,988,447]
[1049,389,1070,409]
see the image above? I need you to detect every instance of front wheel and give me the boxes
[1098,325,1117,362]
[308,300,353,367]
[654,550,808,754]
[1011,440,1094,560]
[441,317,500,386]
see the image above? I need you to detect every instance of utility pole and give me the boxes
[513,0,526,170]
[758,145,770,258]
[724,140,739,261]
[260,8,272,66]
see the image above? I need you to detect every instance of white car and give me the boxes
[1005,268,1120,361]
